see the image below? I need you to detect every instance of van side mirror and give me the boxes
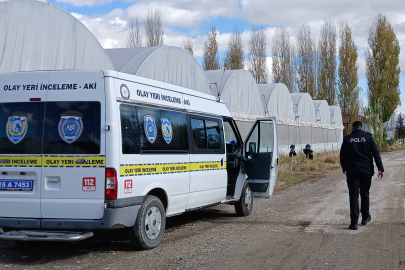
[249,142,256,156]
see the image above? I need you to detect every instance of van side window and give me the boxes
[43,102,101,154]
[191,119,207,149]
[191,118,222,150]
[120,105,141,154]
[120,104,188,154]
[206,121,221,149]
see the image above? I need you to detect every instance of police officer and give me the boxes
[340,121,384,230]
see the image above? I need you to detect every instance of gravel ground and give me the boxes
[0,150,404,270]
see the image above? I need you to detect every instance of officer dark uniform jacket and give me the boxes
[340,129,384,226]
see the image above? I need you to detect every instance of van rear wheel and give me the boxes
[128,195,166,250]
[234,180,253,216]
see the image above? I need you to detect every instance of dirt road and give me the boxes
[1,150,404,270]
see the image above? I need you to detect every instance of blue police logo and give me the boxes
[6,116,28,144]
[58,116,83,144]
[161,117,172,144]
[120,84,130,100]
[144,115,157,144]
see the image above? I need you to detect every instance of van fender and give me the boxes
[141,182,170,206]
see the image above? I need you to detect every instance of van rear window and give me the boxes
[0,102,101,155]
[0,102,45,154]
[43,102,101,154]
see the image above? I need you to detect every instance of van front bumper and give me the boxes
[0,196,144,231]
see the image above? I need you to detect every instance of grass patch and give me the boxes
[380,143,405,153]
[276,151,341,192]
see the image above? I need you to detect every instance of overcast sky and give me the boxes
[48,0,405,114]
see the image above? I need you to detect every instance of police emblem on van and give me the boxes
[58,115,83,144]
[161,117,172,144]
[144,115,157,144]
[6,116,28,144]
[120,84,130,100]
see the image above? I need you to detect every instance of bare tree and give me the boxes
[181,37,194,55]
[272,27,295,91]
[144,8,164,47]
[202,26,221,70]
[248,25,268,84]
[296,24,316,96]
[224,27,244,70]
[317,19,337,104]
[337,22,360,117]
[127,18,143,48]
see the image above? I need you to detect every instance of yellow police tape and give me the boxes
[120,161,225,177]
[0,156,42,167]
[42,156,106,168]
[0,156,106,168]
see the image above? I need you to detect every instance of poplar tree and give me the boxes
[337,22,360,117]
[202,26,221,70]
[318,20,337,104]
[181,37,194,55]
[296,24,315,96]
[224,27,244,70]
[272,27,295,91]
[248,25,268,83]
[397,113,405,140]
[366,13,401,125]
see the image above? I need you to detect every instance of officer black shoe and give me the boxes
[361,215,371,226]
[349,223,358,230]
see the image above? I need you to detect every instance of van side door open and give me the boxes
[243,118,278,198]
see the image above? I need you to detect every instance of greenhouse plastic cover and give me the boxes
[205,70,265,121]
[329,106,344,128]
[106,46,212,95]
[258,83,295,124]
[290,93,317,124]
[313,100,331,125]
[0,0,114,73]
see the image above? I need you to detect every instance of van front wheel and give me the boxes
[234,180,253,216]
[128,195,166,250]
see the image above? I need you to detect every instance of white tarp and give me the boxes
[290,93,316,125]
[0,0,114,73]
[205,70,265,122]
[313,100,331,125]
[258,83,295,125]
[106,46,212,95]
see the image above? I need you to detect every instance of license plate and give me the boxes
[0,180,33,191]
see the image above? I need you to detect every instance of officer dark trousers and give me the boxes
[346,173,372,224]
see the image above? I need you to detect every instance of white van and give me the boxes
[0,70,278,249]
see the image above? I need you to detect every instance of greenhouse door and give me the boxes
[243,118,278,198]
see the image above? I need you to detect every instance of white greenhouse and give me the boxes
[0,0,345,155]
[205,70,265,138]
[106,47,212,95]
[0,0,114,73]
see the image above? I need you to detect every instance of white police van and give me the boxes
[0,70,278,249]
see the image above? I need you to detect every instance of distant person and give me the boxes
[340,121,384,230]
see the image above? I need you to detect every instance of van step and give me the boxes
[0,230,93,242]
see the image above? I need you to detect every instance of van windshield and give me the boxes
[0,102,101,155]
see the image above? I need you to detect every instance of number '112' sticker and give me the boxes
[83,177,96,192]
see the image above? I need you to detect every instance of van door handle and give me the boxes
[221,158,224,167]
[48,178,59,183]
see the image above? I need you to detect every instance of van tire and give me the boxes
[128,195,166,250]
[234,180,253,216]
